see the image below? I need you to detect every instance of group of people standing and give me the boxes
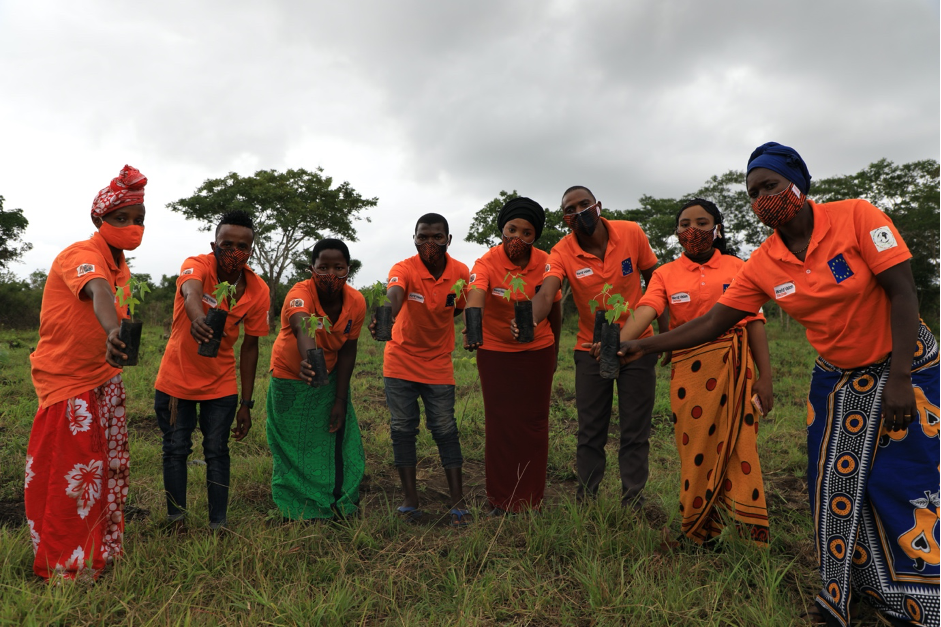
[24,141,937,626]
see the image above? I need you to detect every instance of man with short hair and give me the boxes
[370,213,471,526]
[528,186,666,509]
[153,210,270,531]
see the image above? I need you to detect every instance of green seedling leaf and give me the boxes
[213,281,238,310]
[302,315,333,340]
[451,279,467,296]
[589,299,600,314]
[362,280,390,309]
[118,276,150,320]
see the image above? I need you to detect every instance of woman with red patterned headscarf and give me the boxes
[26,165,146,581]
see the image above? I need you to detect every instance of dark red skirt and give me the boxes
[477,346,554,512]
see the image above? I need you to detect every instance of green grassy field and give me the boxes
[0,318,893,625]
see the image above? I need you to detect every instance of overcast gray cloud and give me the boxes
[1,0,937,287]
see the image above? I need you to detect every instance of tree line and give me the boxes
[1,159,937,330]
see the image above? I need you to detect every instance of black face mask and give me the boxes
[563,203,600,237]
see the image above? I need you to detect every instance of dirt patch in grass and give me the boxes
[0,500,25,527]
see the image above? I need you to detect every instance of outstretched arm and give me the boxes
[619,303,750,363]
[532,276,562,325]
[83,277,125,367]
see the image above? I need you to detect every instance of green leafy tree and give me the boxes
[168,167,378,320]
[0,196,31,270]
[812,158,939,312]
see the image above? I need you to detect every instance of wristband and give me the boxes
[240,399,255,409]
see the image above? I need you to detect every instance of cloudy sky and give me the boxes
[1,0,938,287]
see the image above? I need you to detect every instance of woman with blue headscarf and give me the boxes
[615,143,938,626]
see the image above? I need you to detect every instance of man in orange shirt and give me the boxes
[527,185,666,509]
[369,213,471,526]
[27,165,146,581]
[153,210,269,531]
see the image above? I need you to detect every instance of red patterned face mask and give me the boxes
[502,235,533,261]
[214,246,250,273]
[313,272,348,298]
[563,202,600,236]
[99,223,144,251]
[677,226,715,255]
[752,183,806,229]
[416,241,447,265]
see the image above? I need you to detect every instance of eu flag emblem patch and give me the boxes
[344,320,352,334]
[722,284,730,293]
[621,258,633,276]
[828,254,854,284]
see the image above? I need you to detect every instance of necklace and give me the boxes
[789,240,810,255]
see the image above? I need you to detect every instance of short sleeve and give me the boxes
[282,283,313,320]
[469,257,491,292]
[243,278,270,336]
[851,200,912,275]
[717,260,768,315]
[177,256,208,289]
[348,293,366,340]
[56,246,111,299]
[633,224,658,271]
[636,267,669,316]
[387,261,409,293]
[545,246,567,282]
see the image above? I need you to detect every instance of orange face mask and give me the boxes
[99,223,144,251]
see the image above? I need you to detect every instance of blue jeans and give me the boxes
[383,377,463,469]
[154,389,238,525]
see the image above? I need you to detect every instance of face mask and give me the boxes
[416,240,447,265]
[677,226,716,255]
[214,246,250,274]
[563,202,600,236]
[313,271,347,298]
[752,183,806,229]
[99,223,144,251]
[502,235,533,261]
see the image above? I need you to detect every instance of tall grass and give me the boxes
[0,319,888,625]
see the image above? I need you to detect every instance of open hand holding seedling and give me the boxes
[105,327,127,367]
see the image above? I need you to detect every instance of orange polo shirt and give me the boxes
[639,249,765,329]
[383,254,470,385]
[270,280,366,381]
[469,245,561,352]
[30,232,130,408]
[719,199,911,369]
[545,218,658,350]
[154,254,269,400]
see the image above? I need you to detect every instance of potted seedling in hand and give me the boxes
[502,271,534,344]
[198,281,237,358]
[589,283,631,379]
[116,276,150,366]
[302,315,332,387]
[452,278,483,346]
[364,281,394,341]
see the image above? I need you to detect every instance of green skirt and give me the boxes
[266,375,364,519]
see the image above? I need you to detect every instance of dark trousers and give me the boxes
[154,389,238,525]
[573,351,657,503]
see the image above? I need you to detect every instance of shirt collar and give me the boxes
[572,218,618,258]
[677,248,721,271]
[414,252,453,282]
[766,199,830,263]
[91,231,125,274]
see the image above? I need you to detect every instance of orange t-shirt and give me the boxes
[154,254,269,400]
[270,280,366,381]
[382,254,470,385]
[545,218,658,350]
[719,199,911,369]
[30,232,130,408]
[468,245,561,352]
[639,249,765,329]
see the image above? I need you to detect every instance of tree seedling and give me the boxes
[589,283,631,379]
[303,314,332,387]
[212,281,237,310]
[502,271,535,343]
[589,283,631,324]
[116,276,150,366]
[198,281,237,359]
[453,279,484,346]
[362,280,390,309]
[117,276,151,321]
[364,280,394,342]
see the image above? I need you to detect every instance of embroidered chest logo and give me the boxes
[288,298,305,308]
[670,292,691,304]
[722,284,730,293]
[774,282,796,299]
[77,264,94,277]
[408,292,424,303]
[827,254,854,284]
[181,268,194,275]
[343,319,352,334]
[621,258,633,276]
[575,267,593,279]
[870,226,898,252]
[446,293,456,307]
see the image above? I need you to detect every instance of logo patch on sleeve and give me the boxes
[408,292,424,303]
[77,264,94,277]
[389,277,399,284]
[827,254,855,284]
[469,273,476,283]
[446,293,456,307]
[343,320,352,334]
[870,226,898,252]
[181,268,194,275]
[545,263,551,273]
[288,298,305,308]
[621,258,633,276]
[670,292,691,304]
[773,282,796,299]
[575,267,593,279]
